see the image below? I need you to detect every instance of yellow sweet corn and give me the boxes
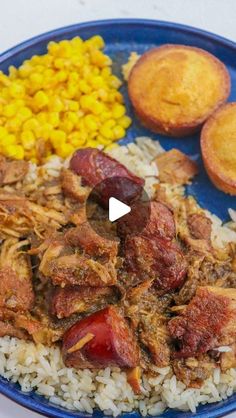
[4,144,24,159]
[113,125,126,140]
[0,35,132,162]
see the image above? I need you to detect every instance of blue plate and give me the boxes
[0,18,236,418]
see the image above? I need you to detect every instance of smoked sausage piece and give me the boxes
[62,306,140,369]
[70,148,144,206]
[118,201,175,239]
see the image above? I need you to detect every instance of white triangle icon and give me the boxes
[109,197,131,222]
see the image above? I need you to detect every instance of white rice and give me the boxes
[1,137,236,416]
[1,336,236,416]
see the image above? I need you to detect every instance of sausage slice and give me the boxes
[62,306,140,369]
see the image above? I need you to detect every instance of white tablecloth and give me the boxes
[0,0,235,417]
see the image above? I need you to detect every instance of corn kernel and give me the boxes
[118,115,132,129]
[91,101,104,115]
[90,76,104,89]
[96,134,111,145]
[9,82,25,98]
[1,133,17,146]
[50,129,66,147]
[84,114,98,131]
[79,80,91,94]
[90,35,105,49]
[80,95,94,110]
[56,70,68,83]
[23,118,39,132]
[86,139,100,147]
[49,96,64,112]
[4,144,24,159]
[17,106,32,121]
[60,120,74,134]
[56,143,74,158]
[113,125,125,139]
[48,112,60,127]
[3,104,17,117]
[0,126,7,139]
[6,117,22,133]
[112,104,126,119]
[67,100,79,112]
[34,90,49,108]
[37,123,53,140]
[100,122,114,139]
[21,130,35,150]
[30,72,43,86]
[109,75,122,89]
[68,131,86,147]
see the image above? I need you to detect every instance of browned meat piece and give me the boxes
[124,281,171,367]
[125,235,187,293]
[0,239,34,312]
[140,315,170,367]
[173,356,216,387]
[51,286,117,319]
[47,254,117,287]
[174,254,236,306]
[0,306,61,344]
[118,201,175,240]
[155,149,198,185]
[169,286,236,358]
[0,267,33,312]
[62,306,140,369]
[14,313,62,344]
[70,148,144,206]
[65,223,119,260]
[61,169,90,203]
[187,213,212,241]
[0,320,29,339]
[0,157,29,185]
[38,237,67,277]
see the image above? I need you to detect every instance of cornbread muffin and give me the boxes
[201,102,236,195]
[128,45,230,136]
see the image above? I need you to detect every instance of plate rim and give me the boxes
[0,17,236,418]
[1,18,236,63]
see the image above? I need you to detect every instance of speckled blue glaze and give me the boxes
[0,19,235,418]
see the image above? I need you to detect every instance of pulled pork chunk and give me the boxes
[51,286,118,319]
[65,223,119,261]
[169,286,236,358]
[0,157,29,185]
[175,253,236,305]
[0,191,67,238]
[173,355,216,387]
[61,168,91,203]
[124,280,172,367]
[155,149,198,185]
[0,320,28,339]
[187,213,212,241]
[47,254,117,287]
[0,238,34,312]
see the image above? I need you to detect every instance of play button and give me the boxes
[109,197,131,222]
[86,176,151,240]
